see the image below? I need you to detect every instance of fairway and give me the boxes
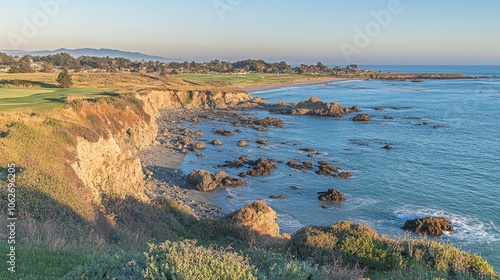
[0,87,117,111]
[179,73,329,86]
[0,88,56,99]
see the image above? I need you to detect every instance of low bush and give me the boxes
[143,240,259,280]
[62,251,144,280]
[290,221,401,271]
[290,221,497,278]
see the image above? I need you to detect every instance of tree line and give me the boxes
[0,52,363,76]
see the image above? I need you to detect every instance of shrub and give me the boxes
[290,221,497,278]
[143,240,259,280]
[290,221,401,271]
[399,237,496,278]
[62,251,144,280]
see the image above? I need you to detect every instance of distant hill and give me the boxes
[0,48,180,62]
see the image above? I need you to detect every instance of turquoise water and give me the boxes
[180,66,500,269]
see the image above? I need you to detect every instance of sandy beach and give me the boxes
[238,77,352,93]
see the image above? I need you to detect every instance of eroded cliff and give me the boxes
[70,89,255,207]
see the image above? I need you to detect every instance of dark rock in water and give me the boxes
[239,158,277,177]
[332,172,353,179]
[307,153,314,158]
[383,116,394,119]
[318,188,346,202]
[412,79,423,82]
[383,145,393,150]
[391,107,401,110]
[195,153,205,157]
[235,129,242,133]
[290,185,300,190]
[353,114,371,122]
[433,125,440,129]
[187,169,245,192]
[215,129,234,136]
[402,217,454,236]
[422,122,429,125]
[218,156,249,168]
[237,140,249,147]
[277,160,284,164]
[269,96,358,117]
[211,139,223,146]
[227,195,236,199]
[322,205,329,209]
[316,161,341,175]
[300,147,316,153]
[287,160,313,170]
[256,140,269,145]
[374,107,384,111]
[269,194,286,199]
[234,116,285,130]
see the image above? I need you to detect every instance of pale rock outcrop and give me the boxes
[225,201,288,240]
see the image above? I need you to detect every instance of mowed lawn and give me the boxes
[179,73,323,86]
[0,87,116,112]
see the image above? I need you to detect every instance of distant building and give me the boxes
[30,62,44,72]
[0,65,11,72]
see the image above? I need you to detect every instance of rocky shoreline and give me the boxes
[139,90,455,236]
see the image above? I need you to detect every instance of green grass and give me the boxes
[0,244,89,280]
[0,88,118,111]
[179,73,329,86]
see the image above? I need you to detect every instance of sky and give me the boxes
[1,0,499,65]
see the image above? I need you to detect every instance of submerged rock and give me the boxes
[256,140,269,145]
[218,156,249,168]
[214,129,234,136]
[402,217,454,236]
[353,114,371,122]
[316,161,341,175]
[287,160,313,170]
[332,172,353,179]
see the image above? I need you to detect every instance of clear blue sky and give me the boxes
[1,0,499,65]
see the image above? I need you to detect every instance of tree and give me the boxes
[56,69,73,88]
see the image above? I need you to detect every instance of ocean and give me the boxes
[180,66,500,269]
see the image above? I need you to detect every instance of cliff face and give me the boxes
[70,89,253,206]
[136,89,253,118]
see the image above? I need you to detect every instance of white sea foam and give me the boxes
[277,213,304,233]
[346,197,381,210]
[394,208,499,243]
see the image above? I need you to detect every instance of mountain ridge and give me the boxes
[0,48,181,62]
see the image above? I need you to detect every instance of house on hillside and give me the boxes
[30,62,44,72]
[0,65,11,72]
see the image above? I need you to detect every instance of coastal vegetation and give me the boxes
[0,66,498,279]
